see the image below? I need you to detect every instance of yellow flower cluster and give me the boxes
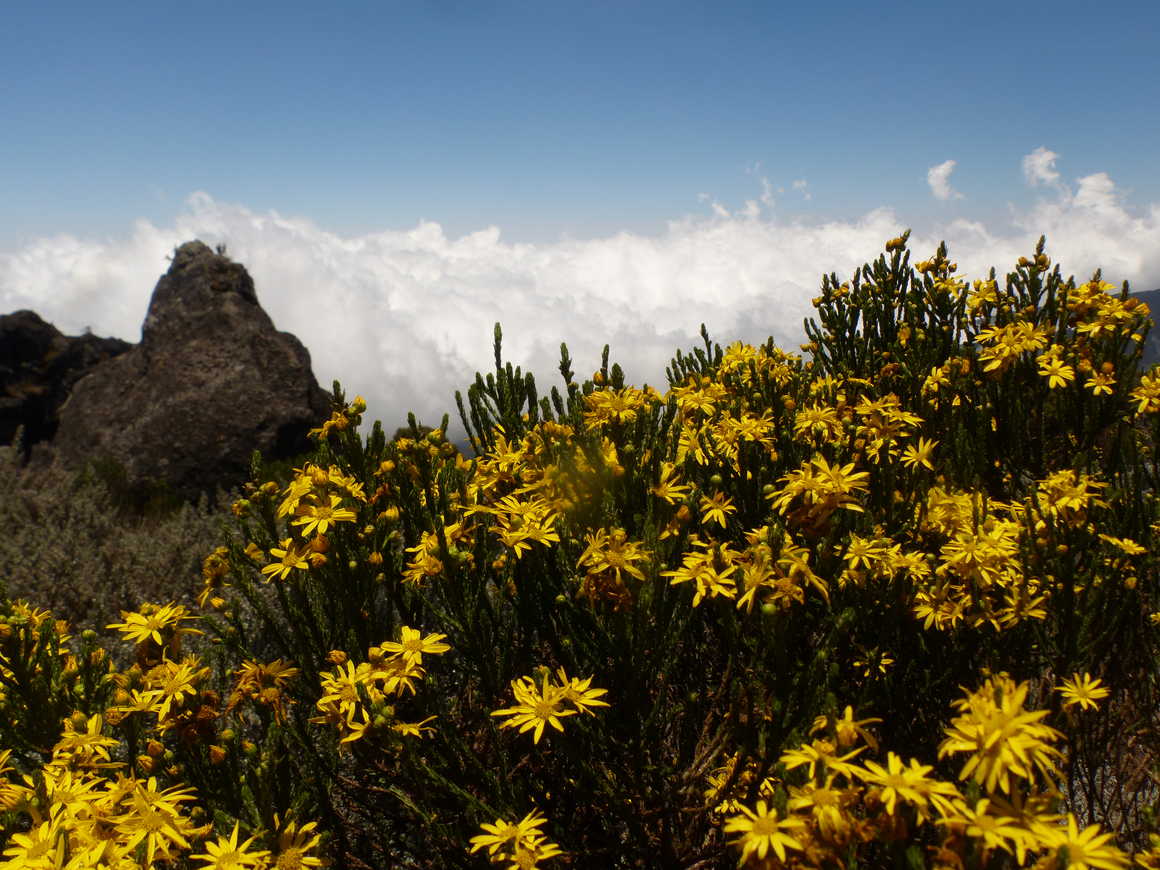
[312,626,449,744]
[491,668,609,745]
[257,462,367,581]
[0,717,325,870]
[469,809,564,869]
[720,674,1129,870]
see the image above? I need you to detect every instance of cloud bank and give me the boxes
[3,152,1159,442]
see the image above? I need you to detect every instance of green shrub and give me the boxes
[0,450,237,633]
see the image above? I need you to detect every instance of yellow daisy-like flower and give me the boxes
[857,751,932,816]
[491,674,577,744]
[1097,534,1146,555]
[496,835,563,869]
[469,809,549,856]
[379,625,451,668]
[723,799,806,864]
[1037,354,1076,389]
[107,602,200,647]
[811,705,881,751]
[1085,371,1116,396]
[1056,673,1110,712]
[2,819,61,867]
[270,816,326,869]
[112,777,200,867]
[938,674,1062,794]
[190,821,270,870]
[553,667,610,716]
[699,491,738,528]
[262,539,311,582]
[291,494,358,537]
[901,436,938,471]
[937,798,1028,857]
[1041,813,1129,870]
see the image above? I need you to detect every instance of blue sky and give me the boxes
[3,0,1160,434]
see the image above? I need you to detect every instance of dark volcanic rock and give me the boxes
[1134,288,1160,370]
[53,241,332,499]
[1,310,131,457]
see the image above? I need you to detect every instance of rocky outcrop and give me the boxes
[1134,288,1160,370]
[0,311,131,458]
[51,241,332,499]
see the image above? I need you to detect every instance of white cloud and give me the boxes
[1022,146,1061,187]
[3,165,1159,446]
[927,160,964,201]
[792,179,812,201]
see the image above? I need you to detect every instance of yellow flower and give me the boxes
[794,403,844,442]
[393,716,438,738]
[1041,813,1129,870]
[842,535,890,574]
[469,809,549,856]
[1056,673,1110,712]
[467,495,561,559]
[811,705,881,751]
[270,817,326,869]
[291,494,358,536]
[491,674,577,744]
[852,648,894,677]
[937,798,1029,856]
[699,491,737,528]
[661,539,739,606]
[1098,534,1146,555]
[496,835,563,869]
[901,436,938,471]
[112,777,200,867]
[107,602,200,647]
[581,385,652,429]
[938,674,1062,794]
[553,667,610,716]
[190,821,270,870]
[147,658,206,720]
[1130,370,1160,414]
[262,539,311,581]
[781,738,865,782]
[2,819,62,867]
[857,752,941,817]
[650,461,693,504]
[1085,371,1116,396]
[379,626,451,668]
[576,528,651,589]
[723,800,806,864]
[1038,355,1076,388]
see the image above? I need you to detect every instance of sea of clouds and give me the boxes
[2,148,1159,442]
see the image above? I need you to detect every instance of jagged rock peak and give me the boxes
[52,241,331,500]
[141,241,264,347]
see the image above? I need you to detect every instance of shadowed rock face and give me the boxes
[1134,288,1160,370]
[0,310,131,457]
[52,241,332,499]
